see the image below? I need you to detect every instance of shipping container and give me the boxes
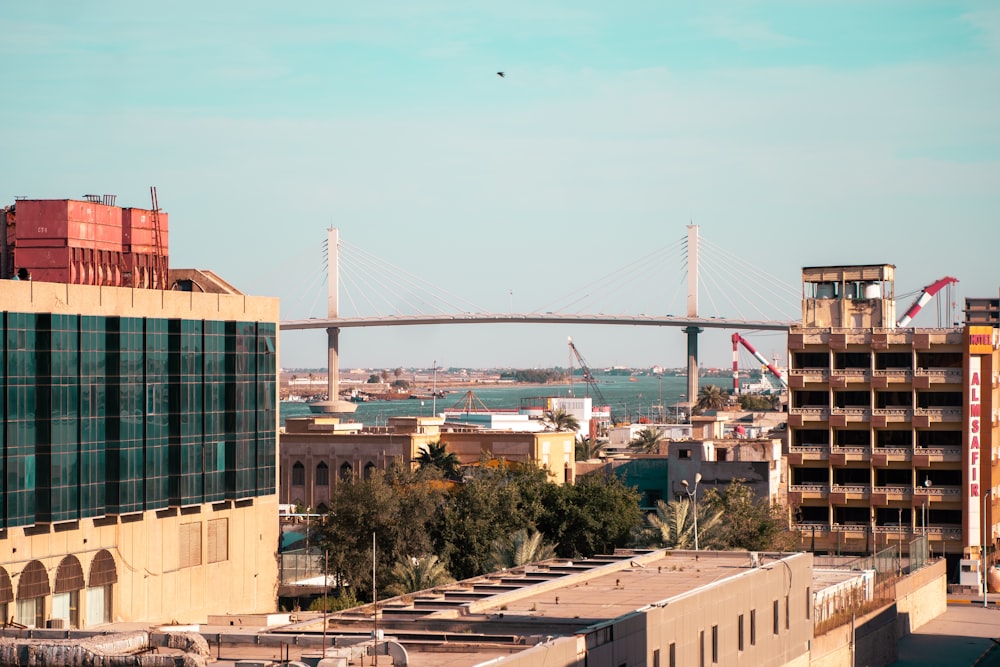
[15,199,123,251]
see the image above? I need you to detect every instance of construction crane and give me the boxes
[896,276,959,328]
[567,336,618,425]
[732,333,788,394]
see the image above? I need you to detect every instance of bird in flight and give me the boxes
[497,71,505,78]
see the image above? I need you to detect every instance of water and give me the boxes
[280,374,733,426]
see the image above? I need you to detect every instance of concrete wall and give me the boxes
[894,559,948,636]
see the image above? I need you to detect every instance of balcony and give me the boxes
[871,369,912,388]
[871,446,911,465]
[830,369,871,388]
[788,407,830,427]
[788,368,830,387]
[870,486,912,505]
[830,484,870,503]
[830,523,870,537]
[913,368,963,389]
[829,407,870,426]
[789,484,830,501]
[911,407,962,427]
[912,447,962,466]
[829,446,870,465]
[914,484,962,501]
[870,407,913,427]
[788,445,829,464]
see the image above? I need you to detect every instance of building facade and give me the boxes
[0,279,280,627]
[279,415,576,509]
[786,265,999,576]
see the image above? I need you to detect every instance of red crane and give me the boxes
[896,276,958,328]
[732,333,787,393]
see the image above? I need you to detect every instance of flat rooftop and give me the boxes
[276,549,802,666]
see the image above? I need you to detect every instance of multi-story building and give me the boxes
[786,264,999,578]
[279,415,576,509]
[0,198,280,628]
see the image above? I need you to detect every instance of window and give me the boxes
[750,609,756,646]
[773,600,779,635]
[679,448,692,460]
[208,518,229,563]
[316,462,329,486]
[699,629,705,667]
[668,643,675,667]
[712,625,718,663]
[786,595,791,629]
[340,462,353,480]
[806,589,811,619]
[180,522,202,568]
[738,614,744,651]
[291,462,305,486]
[653,648,660,667]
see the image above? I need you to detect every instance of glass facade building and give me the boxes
[1,311,276,529]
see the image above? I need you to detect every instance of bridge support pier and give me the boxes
[683,326,702,414]
[309,327,357,415]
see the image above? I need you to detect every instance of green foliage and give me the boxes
[384,555,455,597]
[542,408,580,432]
[415,441,462,480]
[575,436,604,461]
[642,497,724,550]
[367,374,381,384]
[702,479,796,552]
[391,379,410,390]
[311,464,446,601]
[537,472,643,558]
[628,427,665,454]
[500,369,566,384]
[486,528,557,570]
[695,384,729,414]
[308,589,360,612]
[738,394,775,411]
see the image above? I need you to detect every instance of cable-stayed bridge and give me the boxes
[280,226,801,414]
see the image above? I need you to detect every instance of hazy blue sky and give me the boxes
[2,1,997,370]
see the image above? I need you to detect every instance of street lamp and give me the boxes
[682,472,703,551]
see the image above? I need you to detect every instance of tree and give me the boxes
[695,384,729,414]
[702,480,796,552]
[628,427,665,454]
[394,367,403,382]
[380,369,390,382]
[416,441,462,480]
[542,407,580,432]
[384,555,455,596]
[367,374,380,384]
[644,497,724,550]
[738,394,773,411]
[311,465,445,600]
[538,472,643,558]
[486,528,557,570]
[575,436,604,461]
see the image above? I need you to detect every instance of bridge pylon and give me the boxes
[310,227,358,415]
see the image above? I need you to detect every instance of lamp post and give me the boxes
[682,472,703,551]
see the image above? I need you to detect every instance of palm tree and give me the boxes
[695,384,728,414]
[575,436,604,461]
[384,555,455,596]
[486,528,557,570]
[629,427,665,454]
[542,407,580,432]
[645,498,724,550]
[415,441,462,480]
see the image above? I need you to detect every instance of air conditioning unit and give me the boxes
[46,618,67,629]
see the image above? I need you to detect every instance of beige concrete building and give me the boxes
[0,278,280,627]
[279,415,576,508]
[787,265,999,578]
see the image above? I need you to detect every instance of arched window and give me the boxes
[364,462,377,480]
[86,550,117,628]
[16,561,49,628]
[292,461,305,486]
[339,462,353,481]
[0,567,12,628]
[316,462,330,486]
[53,555,84,628]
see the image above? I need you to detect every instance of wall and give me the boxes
[894,559,947,635]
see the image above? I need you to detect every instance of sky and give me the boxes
[1,1,998,371]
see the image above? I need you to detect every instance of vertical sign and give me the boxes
[968,355,982,548]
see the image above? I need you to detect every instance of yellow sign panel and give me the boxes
[969,326,998,354]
